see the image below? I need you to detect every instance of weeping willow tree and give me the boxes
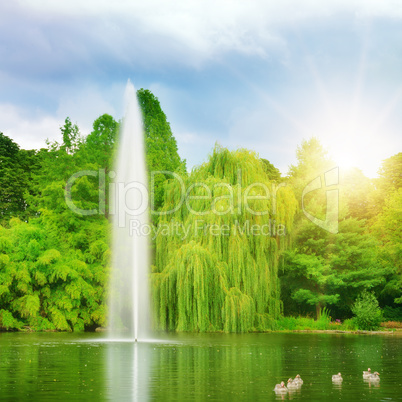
[152,145,297,332]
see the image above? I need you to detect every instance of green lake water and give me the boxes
[0,332,401,401]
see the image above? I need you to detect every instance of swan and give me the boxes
[332,373,343,382]
[293,374,303,385]
[368,372,380,382]
[287,378,300,390]
[274,381,288,392]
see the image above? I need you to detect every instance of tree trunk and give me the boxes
[316,302,322,320]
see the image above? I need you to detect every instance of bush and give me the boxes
[340,318,357,331]
[274,308,331,330]
[315,307,331,330]
[352,291,383,330]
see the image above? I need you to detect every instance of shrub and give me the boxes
[315,307,331,330]
[351,291,383,330]
[274,308,331,331]
[340,318,357,331]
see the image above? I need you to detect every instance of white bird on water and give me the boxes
[368,372,380,382]
[332,372,343,382]
[293,374,303,385]
[274,381,288,392]
[287,378,300,390]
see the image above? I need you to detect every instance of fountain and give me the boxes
[108,80,151,341]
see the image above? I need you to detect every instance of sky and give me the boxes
[1,0,401,177]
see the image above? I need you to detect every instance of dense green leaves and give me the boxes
[282,138,396,319]
[137,89,186,215]
[0,88,186,331]
[152,146,298,332]
[0,133,39,225]
[0,93,400,333]
[352,290,383,330]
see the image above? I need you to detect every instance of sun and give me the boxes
[318,119,381,177]
[331,149,356,171]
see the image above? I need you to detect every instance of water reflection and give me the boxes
[363,378,381,389]
[102,333,401,401]
[107,342,152,401]
[1,333,401,401]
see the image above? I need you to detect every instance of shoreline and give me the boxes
[2,327,402,335]
[269,329,402,335]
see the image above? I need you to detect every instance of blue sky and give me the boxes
[1,0,401,177]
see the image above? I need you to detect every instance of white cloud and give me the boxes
[0,104,60,149]
[56,83,124,134]
[226,83,402,178]
[0,83,125,150]
[2,0,400,175]
[14,0,401,69]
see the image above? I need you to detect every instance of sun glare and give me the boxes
[332,150,355,171]
[314,113,387,178]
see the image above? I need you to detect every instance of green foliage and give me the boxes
[372,188,402,304]
[85,114,118,169]
[368,152,402,218]
[0,309,23,330]
[383,306,402,321]
[0,219,107,331]
[377,152,402,193]
[283,138,390,319]
[60,117,81,154]
[340,168,373,220]
[261,159,281,181]
[282,218,387,318]
[340,318,357,331]
[273,307,331,330]
[0,96,400,333]
[0,88,187,332]
[152,145,297,332]
[0,132,39,225]
[137,89,186,216]
[352,290,383,330]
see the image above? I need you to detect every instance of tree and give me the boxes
[261,158,282,181]
[1,88,187,331]
[340,167,373,220]
[372,188,402,304]
[0,217,108,331]
[368,153,402,218]
[283,138,388,318]
[282,218,388,318]
[0,133,38,225]
[84,114,118,173]
[60,117,81,154]
[152,145,298,332]
[137,89,186,215]
[378,152,402,192]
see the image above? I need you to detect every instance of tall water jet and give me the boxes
[108,80,150,341]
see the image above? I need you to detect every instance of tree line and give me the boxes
[0,89,400,331]
[0,89,185,331]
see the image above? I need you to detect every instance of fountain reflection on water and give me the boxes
[107,342,152,401]
[108,80,151,342]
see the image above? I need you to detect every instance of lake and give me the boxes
[0,332,401,401]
